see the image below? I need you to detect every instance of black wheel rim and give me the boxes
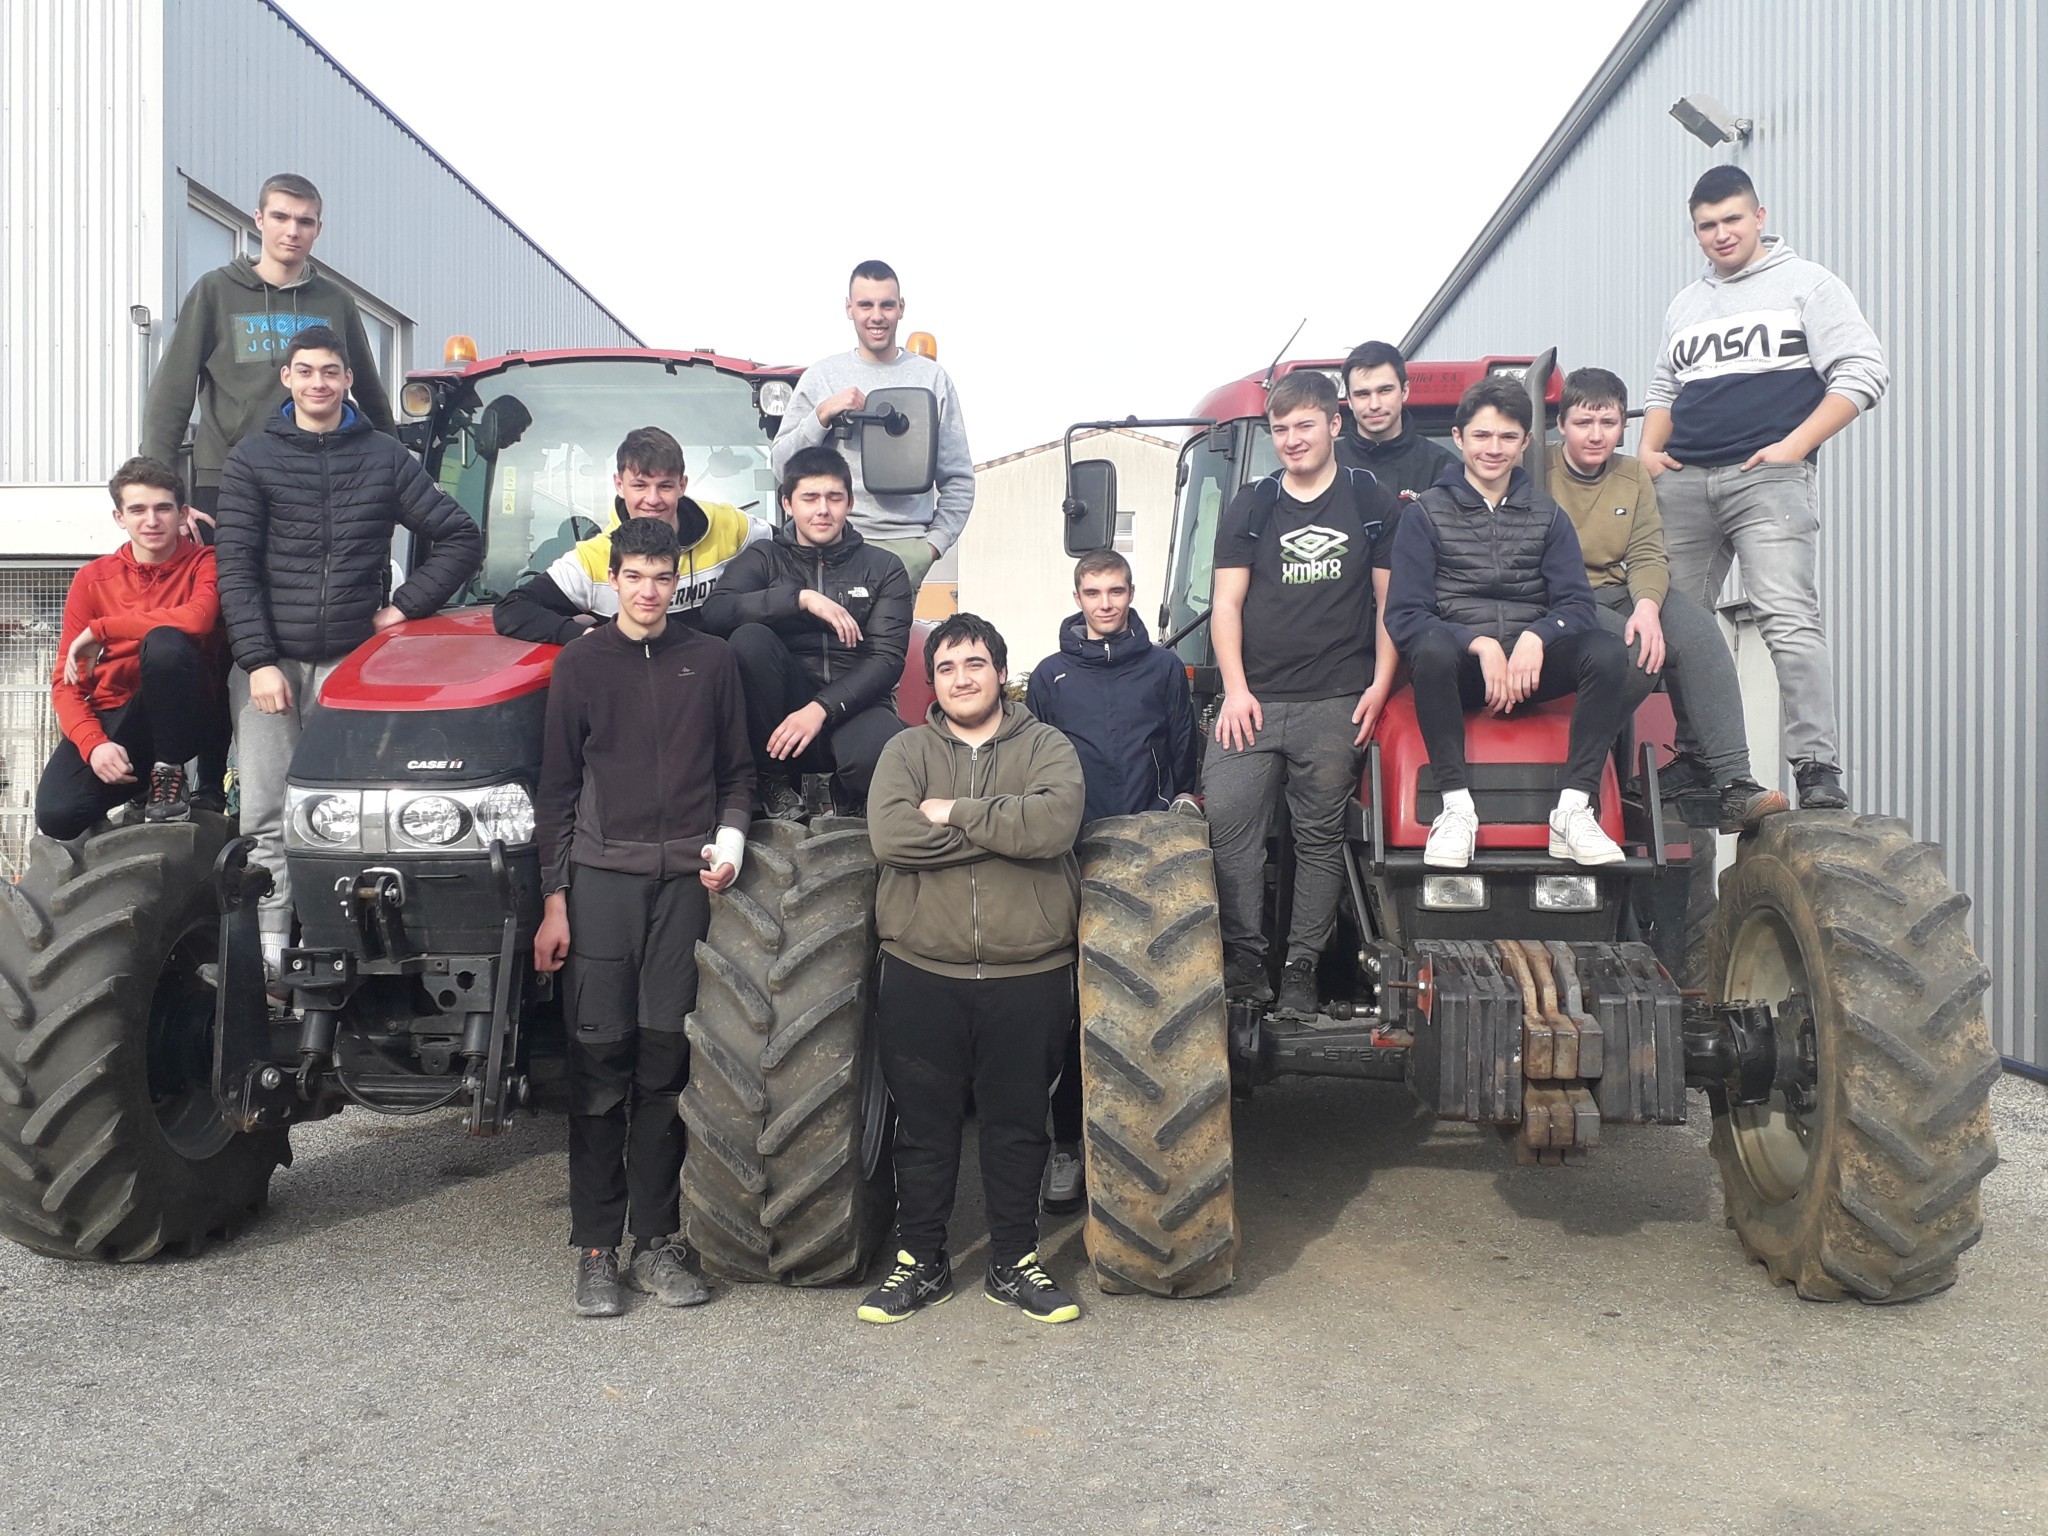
[144,920,237,1160]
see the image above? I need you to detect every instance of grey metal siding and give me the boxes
[1408,0,2044,1065]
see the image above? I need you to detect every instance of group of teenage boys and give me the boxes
[42,160,1880,1327]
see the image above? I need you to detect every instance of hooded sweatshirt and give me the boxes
[1025,610,1197,823]
[869,701,1085,979]
[1645,234,1888,467]
[141,255,397,489]
[51,539,223,756]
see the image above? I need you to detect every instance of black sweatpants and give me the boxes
[563,864,711,1250]
[1050,1021,1083,1144]
[724,622,903,808]
[36,626,228,840]
[877,954,1073,1267]
[1408,625,1631,797]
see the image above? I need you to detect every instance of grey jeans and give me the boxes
[232,656,342,936]
[1595,584,1758,787]
[1656,461,1839,769]
[1202,695,1359,966]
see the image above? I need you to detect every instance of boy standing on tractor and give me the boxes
[493,426,768,643]
[1549,367,1789,832]
[1208,370,1402,1015]
[1385,376,1632,870]
[1336,339,1460,496]
[1640,165,1888,810]
[700,446,911,817]
[860,613,1087,1326]
[214,325,482,987]
[37,457,230,838]
[532,516,754,1319]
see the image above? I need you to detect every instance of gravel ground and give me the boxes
[2,1076,2043,1536]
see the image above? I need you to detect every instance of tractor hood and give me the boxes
[317,609,556,713]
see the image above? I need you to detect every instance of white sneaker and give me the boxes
[1548,803,1625,866]
[1041,1143,1084,1213]
[1424,805,1480,869]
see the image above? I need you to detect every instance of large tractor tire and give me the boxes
[681,818,893,1285]
[1702,812,1999,1301]
[0,816,289,1261]
[1076,812,1237,1298]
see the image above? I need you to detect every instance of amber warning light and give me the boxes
[907,331,937,360]
[443,334,479,365]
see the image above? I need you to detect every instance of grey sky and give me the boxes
[282,0,1642,460]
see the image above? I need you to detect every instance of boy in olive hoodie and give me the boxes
[861,613,1087,1327]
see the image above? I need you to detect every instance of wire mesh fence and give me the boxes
[0,564,85,880]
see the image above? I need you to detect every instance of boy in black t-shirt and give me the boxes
[1207,370,1401,1016]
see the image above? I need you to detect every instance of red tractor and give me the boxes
[1057,352,1998,1302]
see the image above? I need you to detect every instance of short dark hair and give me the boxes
[284,324,349,369]
[258,172,323,214]
[1072,549,1132,588]
[108,455,185,510]
[1453,376,1533,434]
[609,511,681,575]
[924,611,1008,684]
[850,260,899,290]
[780,445,854,504]
[1267,369,1340,420]
[1689,164,1758,213]
[1342,340,1409,390]
[616,426,686,481]
[1561,367,1629,417]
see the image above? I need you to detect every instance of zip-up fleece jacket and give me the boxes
[1025,611,1196,823]
[1547,453,1669,605]
[1385,463,1597,656]
[870,702,1085,979]
[535,619,754,895]
[215,405,483,672]
[698,522,912,721]
[1335,417,1459,498]
[141,255,396,489]
[51,539,224,756]
[1646,234,1889,467]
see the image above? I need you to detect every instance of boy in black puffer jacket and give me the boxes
[215,325,482,981]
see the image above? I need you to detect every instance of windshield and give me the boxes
[425,359,777,601]
[1162,427,1237,653]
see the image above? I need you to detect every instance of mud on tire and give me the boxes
[681,817,893,1285]
[1703,812,1998,1301]
[0,816,289,1261]
[1076,812,1237,1297]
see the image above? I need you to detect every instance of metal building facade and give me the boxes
[1404,0,2043,1066]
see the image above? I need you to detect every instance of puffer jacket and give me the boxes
[215,405,483,671]
[869,702,1085,979]
[1025,611,1196,823]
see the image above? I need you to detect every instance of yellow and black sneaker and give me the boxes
[857,1249,953,1324]
[984,1251,1081,1324]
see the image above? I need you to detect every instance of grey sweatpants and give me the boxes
[1203,695,1359,967]
[1656,461,1839,770]
[232,656,342,940]
[1595,584,1758,787]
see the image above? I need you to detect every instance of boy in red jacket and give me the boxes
[38,458,228,838]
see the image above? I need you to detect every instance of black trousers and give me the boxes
[877,955,1073,1267]
[563,864,710,1250]
[1408,625,1631,796]
[724,622,903,808]
[36,627,229,840]
[1050,1019,1083,1144]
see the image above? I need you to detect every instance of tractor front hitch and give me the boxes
[1683,994,1818,1110]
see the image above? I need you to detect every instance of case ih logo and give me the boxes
[1279,524,1348,584]
[407,759,464,770]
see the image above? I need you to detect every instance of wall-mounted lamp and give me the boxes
[129,304,152,331]
[1670,93,1753,147]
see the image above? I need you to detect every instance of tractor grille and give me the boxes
[0,564,84,879]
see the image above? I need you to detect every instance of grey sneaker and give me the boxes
[1717,777,1791,832]
[625,1237,712,1307]
[1042,1143,1084,1214]
[574,1247,625,1318]
[760,778,806,822]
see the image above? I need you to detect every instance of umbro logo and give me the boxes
[1279,524,1349,585]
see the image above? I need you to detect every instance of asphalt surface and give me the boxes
[3,1075,2044,1536]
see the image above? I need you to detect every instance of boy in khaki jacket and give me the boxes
[860,613,1087,1326]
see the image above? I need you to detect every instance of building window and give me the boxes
[181,196,245,296]
[1114,509,1135,552]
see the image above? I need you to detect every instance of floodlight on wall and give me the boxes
[128,304,152,330]
[1670,93,1752,147]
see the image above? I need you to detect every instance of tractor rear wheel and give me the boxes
[0,816,289,1260]
[681,818,894,1285]
[1702,812,1998,1301]
[1076,812,1237,1297]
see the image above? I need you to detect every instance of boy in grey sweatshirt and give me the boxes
[1640,165,1888,810]
[770,260,975,589]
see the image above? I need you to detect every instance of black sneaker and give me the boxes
[857,1249,954,1324]
[1224,947,1273,1006]
[1657,751,1712,801]
[984,1251,1081,1324]
[625,1236,712,1307]
[574,1247,624,1318]
[144,762,191,824]
[190,784,227,816]
[1717,777,1792,832]
[760,778,805,823]
[1275,955,1319,1016]
[1795,761,1849,811]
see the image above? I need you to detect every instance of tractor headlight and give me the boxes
[289,789,363,850]
[1421,875,1487,911]
[472,782,536,846]
[757,379,794,417]
[1533,874,1601,912]
[396,794,470,847]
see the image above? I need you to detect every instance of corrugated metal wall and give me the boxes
[1408,0,2044,1065]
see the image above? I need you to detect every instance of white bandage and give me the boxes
[704,824,748,878]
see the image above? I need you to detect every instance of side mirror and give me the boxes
[1063,458,1118,557]
[858,386,939,496]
